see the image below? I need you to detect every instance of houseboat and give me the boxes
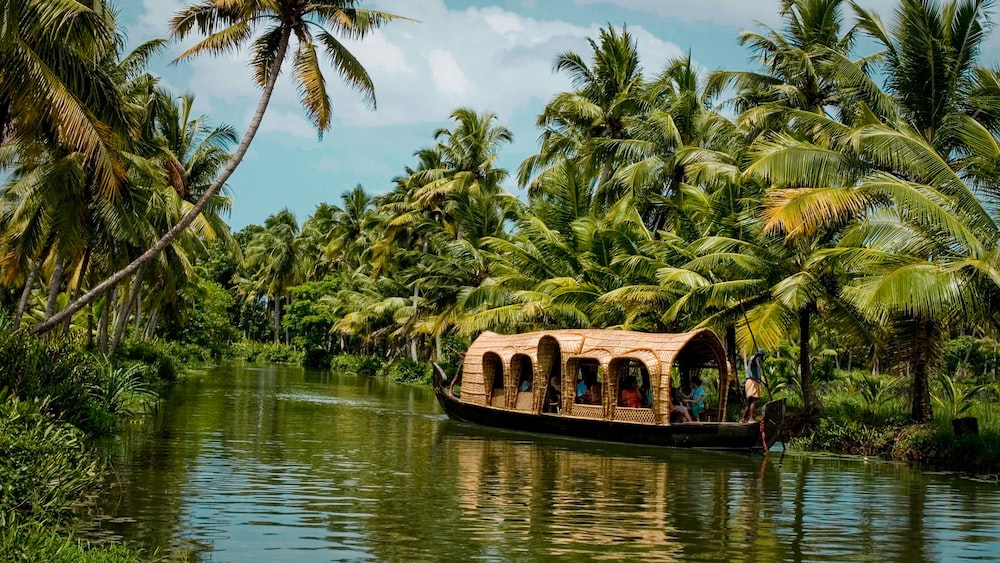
[432,328,784,451]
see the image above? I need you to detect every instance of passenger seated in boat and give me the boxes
[576,367,600,404]
[670,388,693,423]
[544,376,562,413]
[618,375,643,408]
[638,366,652,407]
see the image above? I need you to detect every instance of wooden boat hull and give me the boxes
[432,365,784,452]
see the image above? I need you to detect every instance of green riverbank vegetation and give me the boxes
[5,13,1000,561]
[0,325,157,561]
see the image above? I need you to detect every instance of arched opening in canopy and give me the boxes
[484,352,505,408]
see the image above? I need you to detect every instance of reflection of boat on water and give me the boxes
[441,418,783,561]
[432,328,784,451]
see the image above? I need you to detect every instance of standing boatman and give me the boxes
[742,348,765,422]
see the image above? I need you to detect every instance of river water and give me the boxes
[88,362,1000,562]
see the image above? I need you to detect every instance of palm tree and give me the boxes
[709,0,856,121]
[107,91,239,354]
[0,0,130,197]
[607,53,739,235]
[518,25,647,194]
[324,185,378,271]
[243,209,303,344]
[33,0,408,334]
[755,0,1000,422]
[409,108,514,241]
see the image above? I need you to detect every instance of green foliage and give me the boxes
[854,373,907,411]
[87,364,157,420]
[115,339,179,380]
[891,425,949,465]
[0,331,105,434]
[0,329,163,435]
[0,395,143,562]
[809,372,909,427]
[284,276,342,366]
[234,298,273,343]
[329,354,384,377]
[941,336,978,376]
[196,238,242,287]
[0,394,103,525]
[161,279,240,356]
[229,340,304,364]
[378,359,431,385]
[932,372,988,419]
[793,417,898,457]
[117,337,214,373]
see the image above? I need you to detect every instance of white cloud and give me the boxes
[571,0,904,28]
[573,0,783,27]
[135,0,683,136]
[130,0,185,40]
[484,11,526,36]
[428,49,470,98]
[258,110,318,141]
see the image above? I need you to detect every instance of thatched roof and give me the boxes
[459,328,730,423]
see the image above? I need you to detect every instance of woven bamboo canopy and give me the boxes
[458,328,731,424]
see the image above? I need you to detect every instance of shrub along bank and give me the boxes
[0,328,158,562]
[779,371,1000,474]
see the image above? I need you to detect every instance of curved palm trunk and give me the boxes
[98,285,117,353]
[110,262,145,356]
[63,249,91,337]
[144,305,160,340]
[799,305,820,415]
[45,260,65,320]
[13,255,44,330]
[32,24,293,335]
[911,316,933,423]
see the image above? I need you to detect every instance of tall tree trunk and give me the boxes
[799,305,821,415]
[32,24,294,335]
[13,255,43,330]
[45,261,65,320]
[725,324,737,375]
[110,263,145,356]
[63,249,91,337]
[144,306,160,340]
[87,302,94,349]
[284,295,290,345]
[410,282,421,361]
[98,285,117,353]
[273,296,282,344]
[911,316,933,423]
[133,295,143,339]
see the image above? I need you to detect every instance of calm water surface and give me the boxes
[87,362,1000,562]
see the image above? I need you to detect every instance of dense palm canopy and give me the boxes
[8,0,1000,427]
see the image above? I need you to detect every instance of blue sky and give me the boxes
[116,0,1000,230]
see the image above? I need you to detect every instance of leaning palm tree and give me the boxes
[33,0,409,334]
